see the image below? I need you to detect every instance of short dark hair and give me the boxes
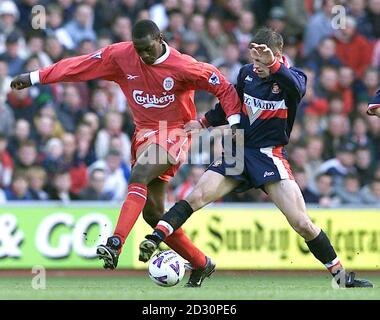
[132,19,160,40]
[251,27,283,54]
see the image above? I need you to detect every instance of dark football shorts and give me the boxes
[207,145,294,192]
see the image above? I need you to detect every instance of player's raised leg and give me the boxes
[265,179,373,288]
[140,170,240,286]
[97,143,172,269]
[140,170,240,260]
[142,178,210,272]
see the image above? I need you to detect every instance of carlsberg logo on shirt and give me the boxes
[133,90,175,108]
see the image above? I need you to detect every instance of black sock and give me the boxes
[161,200,194,230]
[148,200,194,246]
[306,230,343,276]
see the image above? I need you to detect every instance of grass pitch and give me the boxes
[1,273,379,300]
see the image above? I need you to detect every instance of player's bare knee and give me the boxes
[186,188,209,210]
[293,219,318,239]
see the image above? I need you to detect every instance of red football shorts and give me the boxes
[130,127,191,182]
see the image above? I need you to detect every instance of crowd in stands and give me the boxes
[0,0,379,206]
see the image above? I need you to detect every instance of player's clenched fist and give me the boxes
[10,73,32,90]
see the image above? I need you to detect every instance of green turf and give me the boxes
[0,274,379,300]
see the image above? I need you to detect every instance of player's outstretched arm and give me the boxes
[187,66,247,132]
[10,45,119,89]
[181,60,241,127]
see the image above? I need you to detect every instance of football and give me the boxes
[148,250,185,287]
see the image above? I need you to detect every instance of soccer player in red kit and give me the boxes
[11,20,241,286]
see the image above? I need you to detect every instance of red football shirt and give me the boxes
[31,42,241,130]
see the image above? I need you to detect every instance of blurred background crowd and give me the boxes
[0,0,379,206]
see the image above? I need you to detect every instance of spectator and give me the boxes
[5,171,33,200]
[293,168,319,203]
[89,88,110,122]
[299,79,329,117]
[0,133,13,188]
[308,173,341,207]
[149,0,179,31]
[41,137,64,175]
[88,149,127,201]
[48,169,79,202]
[181,30,209,62]
[75,122,97,166]
[348,0,367,19]
[95,111,131,164]
[33,115,56,152]
[0,95,14,137]
[355,147,373,186]
[359,67,379,100]
[64,4,97,48]
[120,0,144,24]
[221,0,243,31]
[318,143,357,185]
[303,0,337,56]
[44,4,75,50]
[348,116,373,150]
[6,86,38,123]
[7,118,30,157]
[360,178,380,205]
[283,0,308,39]
[372,38,380,68]
[62,132,88,195]
[322,114,350,159]
[82,112,100,135]
[15,140,38,170]
[45,36,65,63]
[112,16,132,43]
[304,136,325,186]
[337,66,355,113]
[336,174,364,204]
[266,6,287,34]
[212,42,242,84]
[232,11,256,61]
[0,31,24,77]
[24,32,53,68]
[305,37,341,76]
[0,0,21,53]
[367,114,380,157]
[165,9,186,48]
[199,15,228,61]
[26,166,49,200]
[357,0,380,40]
[57,84,86,132]
[79,168,113,200]
[188,13,205,35]
[0,58,11,102]
[288,144,308,170]
[315,66,340,100]
[334,16,374,78]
